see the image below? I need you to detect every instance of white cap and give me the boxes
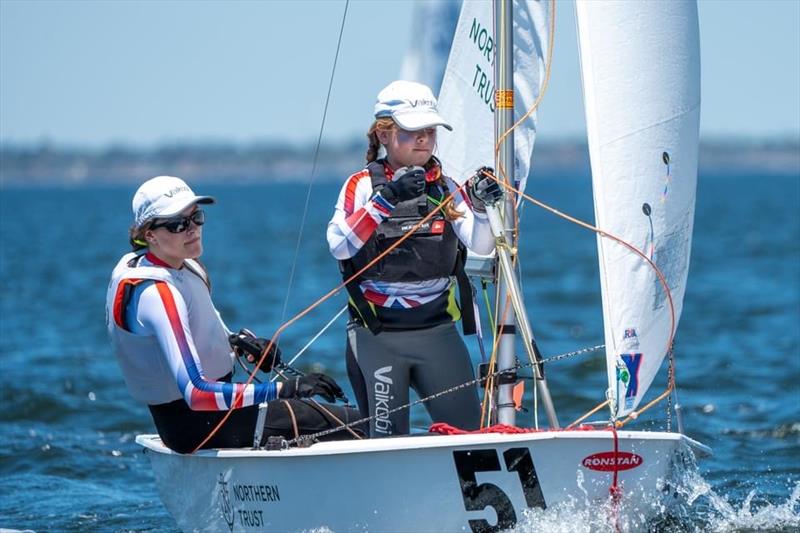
[132,176,215,228]
[374,80,452,131]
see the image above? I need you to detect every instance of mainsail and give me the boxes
[437,0,551,189]
[576,0,701,417]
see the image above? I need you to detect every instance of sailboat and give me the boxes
[136,1,710,531]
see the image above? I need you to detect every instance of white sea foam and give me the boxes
[508,447,800,532]
[680,472,800,532]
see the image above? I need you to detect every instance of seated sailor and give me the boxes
[107,175,361,453]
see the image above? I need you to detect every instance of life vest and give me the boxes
[105,251,233,405]
[340,160,476,335]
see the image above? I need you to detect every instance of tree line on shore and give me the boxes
[1,138,797,186]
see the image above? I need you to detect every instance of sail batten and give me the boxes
[576,0,701,418]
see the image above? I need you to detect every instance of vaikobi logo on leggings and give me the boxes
[373,366,394,435]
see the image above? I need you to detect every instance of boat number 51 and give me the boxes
[453,448,545,533]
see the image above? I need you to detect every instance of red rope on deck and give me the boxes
[428,422,594,435]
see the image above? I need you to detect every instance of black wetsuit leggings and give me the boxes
[149,398,259,453]
[345,321,481,437]
[148,375,364,453]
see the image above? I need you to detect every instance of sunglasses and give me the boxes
[151,209,205,233]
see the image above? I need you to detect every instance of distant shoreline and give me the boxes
[1,138,797,187]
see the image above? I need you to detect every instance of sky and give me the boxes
[1,0,798,148]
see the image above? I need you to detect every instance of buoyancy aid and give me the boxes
[340,160,476,335]
[105,251,233,405]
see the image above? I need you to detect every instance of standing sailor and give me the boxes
[327,81,502,437]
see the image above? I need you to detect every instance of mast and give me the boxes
[491,0,559,428]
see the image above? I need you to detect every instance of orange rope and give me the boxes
[494,0,556,197]
[479,296,513,427]
[487,0,678,428]
[607,424,623,531]
[488,0,557,425]
[495,0,557,153]
[567,399,609,429]
[197,0,675,449]
[192,183,468,452]
[486,170,678,427]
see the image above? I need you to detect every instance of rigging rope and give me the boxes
[284,343,605,446]
[192,1,354,452]
[193,182,470,452]
[483,0,677,429]
[607,423,623,531]
[270,305,347,382]
[276,0,350,336]
[194,0,677,452]
[484,170,678,428]
[480,0,557,427]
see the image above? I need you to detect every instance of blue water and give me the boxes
[1,173,798,532]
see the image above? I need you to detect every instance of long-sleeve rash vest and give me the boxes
[327,168,494,309]
[119,253,277,409]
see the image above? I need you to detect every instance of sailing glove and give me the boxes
[468,166,503,213]
[279,373,346,403]
[229,329,281,372]
[379,166,426,205]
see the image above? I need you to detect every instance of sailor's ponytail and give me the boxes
[366,118,395,163]
[129,224,149,251]
[366,131,380,163]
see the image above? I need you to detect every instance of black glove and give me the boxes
[229,329,281,372]
[379,166,426,205]
[468,166,503,213]
[278,373,346,403]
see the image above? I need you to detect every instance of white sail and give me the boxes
[576,0,701,417]
[399,0,462,93]
[437,0,551,189]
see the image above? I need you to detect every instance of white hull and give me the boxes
[137,430,708,532]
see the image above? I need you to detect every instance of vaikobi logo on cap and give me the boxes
[164,185,190,198]
[407,98,436,109]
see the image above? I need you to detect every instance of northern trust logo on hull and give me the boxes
[216,472,281,530]
[373,366,393,435]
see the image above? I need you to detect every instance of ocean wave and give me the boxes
[722,423,800,439]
